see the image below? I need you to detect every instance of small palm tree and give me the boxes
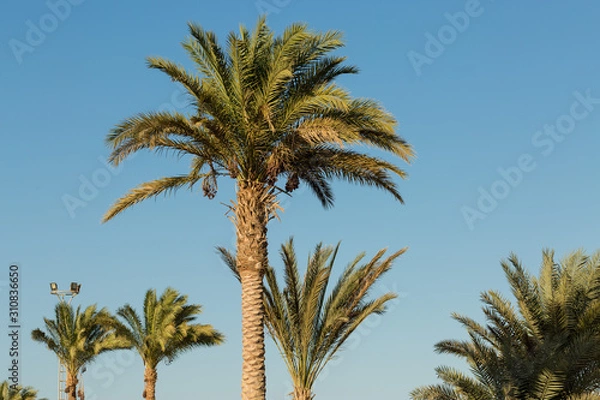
[31,302,130,400]
[411,250,600,400]
[115,288,224,400]
[0,381,45,400]
[103,17,413,400]
[220,239,404,400]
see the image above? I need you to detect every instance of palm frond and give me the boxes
[102,175,201,222]
[264,238,404,393]
[413,249,600,399]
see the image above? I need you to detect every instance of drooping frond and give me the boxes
[102,175,202,222]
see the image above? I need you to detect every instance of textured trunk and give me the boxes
[236,181,269,400]
[66,371,78,400]
[143,365,158,400]
[293,387,314,400]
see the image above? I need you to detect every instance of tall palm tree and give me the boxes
[115,288,224,400]
[31,302,130,400]
[102,17,413,400]
[220,238,404,400]
[411,250,600,400]
[0,381,45,400]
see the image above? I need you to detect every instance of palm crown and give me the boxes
[31,303,129,373]
[31,302,130,400]
[115,288,224,400]
[264,240,403,399]
[116,288,224,369]
[0,381,45,400]
[103,16,413,221]
[411,250,600,400]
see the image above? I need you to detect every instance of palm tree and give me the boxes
[102,17,413,400]
[0,381,45,400]
[31,302,130,400]
[115,288,224,400]
[220,238,404,400]
[411,250,600,400]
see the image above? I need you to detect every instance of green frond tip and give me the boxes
[102,175,200,222]
[216,246,240,281]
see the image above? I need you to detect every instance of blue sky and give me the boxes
[1,0,599,399]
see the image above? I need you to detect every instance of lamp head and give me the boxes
[70,282,81,294]
[50,282,58,293]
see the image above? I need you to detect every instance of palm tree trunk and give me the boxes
[143,365,158,400]
[66,371,78,400]
[235,181,269,400]
[293,387,314,400]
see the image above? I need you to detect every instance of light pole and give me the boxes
[49,282,82,400]
[50,282,81,304]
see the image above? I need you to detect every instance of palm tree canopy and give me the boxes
[103,16,413,222]
[220,238,404,393]
[0,381,46,400]
[31,302,130,376]
[115,287,224,369]
[411,249,600,400]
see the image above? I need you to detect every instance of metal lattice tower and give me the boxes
[58,361,67,400]
[49,282,82,400]
[58,362,85,400]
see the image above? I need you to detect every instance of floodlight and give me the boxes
[70,282,81,294]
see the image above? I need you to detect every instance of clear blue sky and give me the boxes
[1,1,599,399]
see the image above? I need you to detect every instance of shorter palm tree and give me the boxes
[31,302,130,400]
[0,381,46,400]
[411,249,600,400]
[115,288,224,400]
[220,238,404,400]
